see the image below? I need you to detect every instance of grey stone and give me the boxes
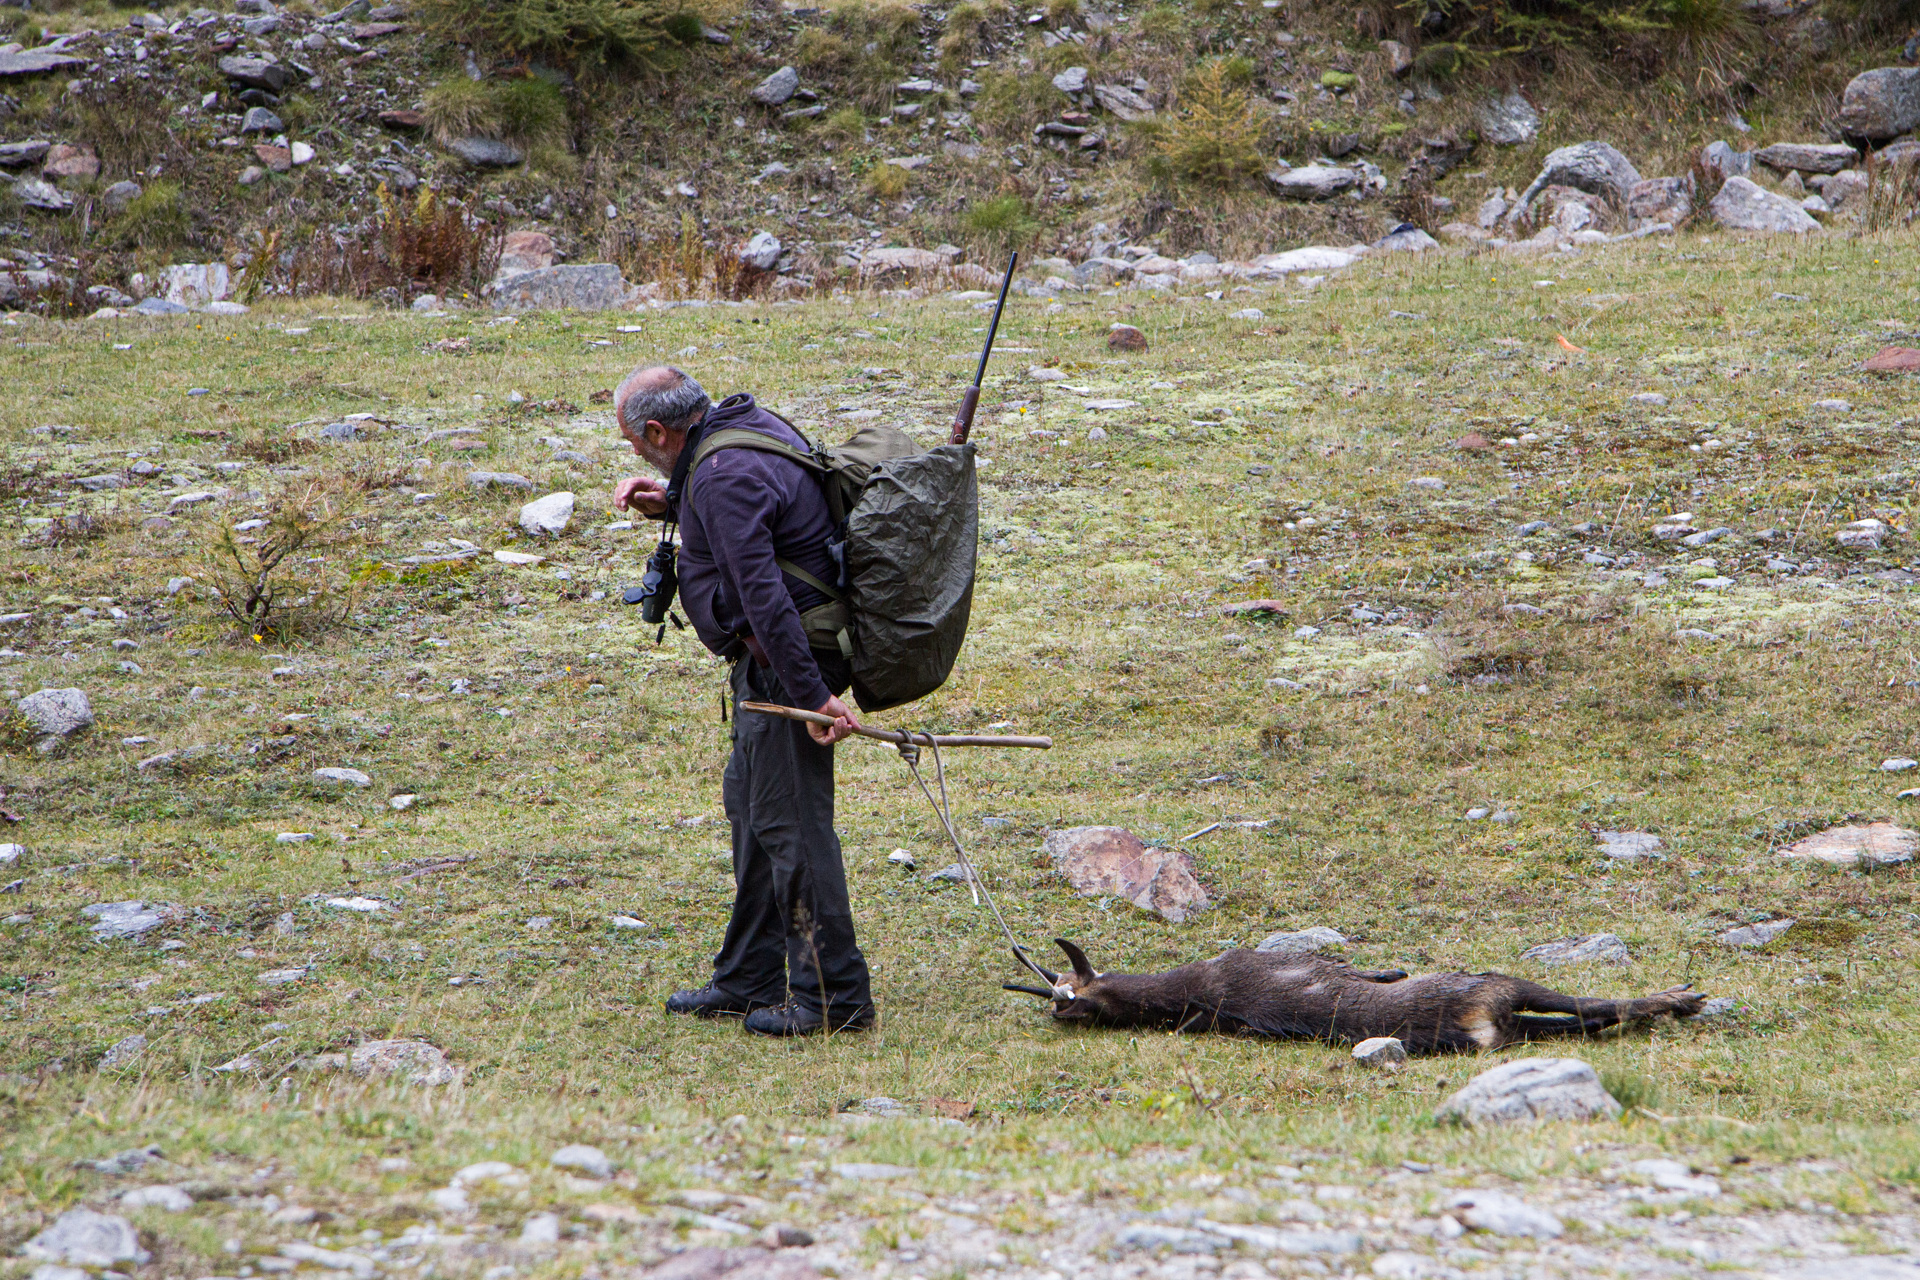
[134,297,190,315]
[491,263,633,311]
[1435,1057,1622,1126]
[1779,821,1915,867]
[1255,926,1347,955]
[22,1209,149,1267]
[1521,933,1630,966]
[1475,91,1539,145]
[1718,918,1794,948]
[118,1184,192,1212]
[313,766,371,787]
[217,55,290,92]
[19,687,92,740]
[1052,65,1089,94]
[1352,1036,1407,1068]
[0,50,88,77]
[1268,164,1360,200]
[1118,1225,1224,1253]
[1597,830,1664,861]
[350,1039,456,1085]
[1446,1190,1564,1238]
[1702,140,1753,180]
[76,473,127,491]
[240,106,283,133]
[1043,825,1210,923]
[740,230,781,271]
[1627,176,1692,228]
[1518,141,1642,210]
[1373,225,1437,252]
[1709,176,1820,233]
[1629,1157,1721,1196]
[0,139,50,166]
[550,1144,611,1178]
[319,421,359,441]
[84,901,169,939]
[832,1162,914,1180]
[15,178,71,211]
[1837,66,1920,140]
[518,490,574,535]
[446,136,522,168]
[519,1212,561,1244]
[81,1144,163,1174]
[102,180,143,215]
[1688,996,1741,1020]
[241,13,280,34]
[1756,142,1858,174]
[1838,517,1889,549]
[99,1034,148,1069]
[750,65,799,106]
[468,471,535,490]
[1092,82,1154,120]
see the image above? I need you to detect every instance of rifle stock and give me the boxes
[951,251,1018,445]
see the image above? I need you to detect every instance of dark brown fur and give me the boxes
[1005,939,1707,1054]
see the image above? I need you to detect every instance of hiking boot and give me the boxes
[743,1001,874,1037]
[664,985,768,1019]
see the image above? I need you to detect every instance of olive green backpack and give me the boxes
[690,422,978,714]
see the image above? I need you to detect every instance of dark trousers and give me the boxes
[710,658,873,1018]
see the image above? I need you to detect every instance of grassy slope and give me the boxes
[1,229,1919,1266]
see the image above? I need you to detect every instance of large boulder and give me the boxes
[1267,164,1360,200]
[518,491,575,536]
[750,65,799,106]
[1837,66,1920,140]
[1474,91,1539,146]
[23,1209,149,1267]
[1092,82,1154,120]
[350,1039,458,1086]
[1043,825,1210,924]
[446,137,523,168]
[163,263,232,306]
[1517,141,1642,210]
[19,687,93,745]
[859,245,948,274]
[1534,184,1617,234]
[1755,142,1859,174]
[491,264,634,311]
[1626,176,1693,228]
[1702,140,1752,181]
[496,229,555,278]
[0,49,87,76]
[740,230,782,271]
[1435,1058,1622,1126]
[1779,822,1915,868]
[1708,175,1819,233]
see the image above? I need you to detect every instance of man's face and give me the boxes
[619,412,681,475]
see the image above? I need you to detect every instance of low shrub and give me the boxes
[193,487,360,644]
[863,162,910,200]
[423,75,569,149]
[415,0,686,67]
[101,182,188,252]
[1150,60,1266,188]
[959,194,1041,254]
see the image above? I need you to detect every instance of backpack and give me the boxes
[690,421,978,714]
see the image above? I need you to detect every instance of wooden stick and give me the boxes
[741,701,1052,749]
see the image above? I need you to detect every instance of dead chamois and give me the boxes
[1004,939,1706,1054]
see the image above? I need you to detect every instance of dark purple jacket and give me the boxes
[678,394,845,711]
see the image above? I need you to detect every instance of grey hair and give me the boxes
[617,366,711,435]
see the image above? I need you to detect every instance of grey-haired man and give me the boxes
[613,365,875,1036]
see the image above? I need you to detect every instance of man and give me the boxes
[612,365,875,1036]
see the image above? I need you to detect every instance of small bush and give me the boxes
[194,487,359,644]
[101,182,188,252]
[960,194,1041,253]
[973,68,1062,142]
[1136,5,1186,41]
[424,75,568,148]
[795,27,857,71]
[416,0,676,67]
[819,104,869,141]
[1151,61,1266,188]
[938,0,990,67]
[864,162,910,199]
[280,185,503,303]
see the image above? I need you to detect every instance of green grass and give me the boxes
[1,232,1918,1263]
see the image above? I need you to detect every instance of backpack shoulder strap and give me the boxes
[691,427,828,475]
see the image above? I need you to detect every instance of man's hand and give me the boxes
[810,694,860,746]
[614,474,669,517]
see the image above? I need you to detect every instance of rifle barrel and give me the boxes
[952,251,1018,445]
[741,701,1052,749]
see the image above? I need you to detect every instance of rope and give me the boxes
[896,731,1055,986]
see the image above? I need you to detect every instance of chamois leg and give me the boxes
[1507,981,1705,1033]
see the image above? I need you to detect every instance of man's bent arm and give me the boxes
[701,465,833,712]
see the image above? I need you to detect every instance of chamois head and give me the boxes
[1003,938,1106,1021]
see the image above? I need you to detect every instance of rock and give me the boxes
[83,901,169,940]
[118,1185,192,1213]
[1475,91,1539,145]
[1630,1157,1721,1196]
[1597,830,1664,861]
[1718,918,1794,948]
[1756,142,1858,174]
[1092,82,1154,120]
[14,177,71,211]
[101,180,142,214]
[1107,323,1148,352]
[218,55,291,93]
[351,1039,457,1085]
[0,843,23,865]
[238,166,267,187]
[313,766,372,787]
[1374,225,1438,252]
[240,105,282,133]
[446,137,523,168]
[0,140,50,167]
[1043,825,1210,923]
[1435,1058,1622,1126]
[470,471,534,490]
[751,65,800,106]
[494,550,545,566]
[1837,67,1920,140]
[22,1209,149,1267]
[740,230,781,271]
[82,1145,164,1174]
[1380,39,1413,75]
[833,1162,915,1180]
[1268,164,1360,200]
[99,1034,148,1068]
[242,14,281,34]
[163,263,231,306]
[1627,176,1693,228]
[1780,822,1915,867]
[378,108,427,130]
[494,263,634,311]
[1352,1036,1407,1068]
[1820,169,1869,211]
[1255,926,1347,955]
[390,794,418,811]
[1446,1191,1564,1238]
[42,142,98,179]
[519,1213,561,1244]
[1252,246,1361,273]
[1518,142,1642,212]
[1409,476,1445,490]
[1521,933,1630,966]
[1229,307,1265,320]
[518,491,574,535]
[860,246,946,274]
[495,230,556,278]
[550,1144,612,1179]
[1703,141,1754,185]
[1884,758,1918,773]
[19,687,93,745]
[1052,66,1089,94]
[1837,518,1889,549]
[1710,175,1820,232]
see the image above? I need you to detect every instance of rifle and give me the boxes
[950,251,1018,446]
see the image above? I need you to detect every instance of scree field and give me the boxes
[2,233,1919,1279]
